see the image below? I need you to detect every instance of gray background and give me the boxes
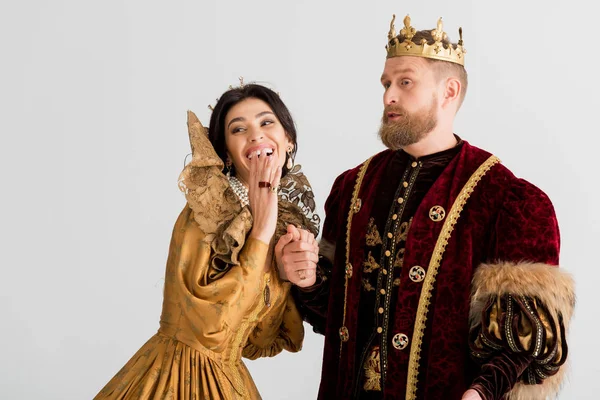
[0,0,597,399]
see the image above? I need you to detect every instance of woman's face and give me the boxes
[224,97,292,186]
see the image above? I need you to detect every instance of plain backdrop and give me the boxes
[1,1,598,399]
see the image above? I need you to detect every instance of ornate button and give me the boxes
[377,327,383,333]
[353,198,362,213]
[378,307,384,314]
[380,288,386,295]
[345,263,353,278]
[387,232,393,239]
[403,181,409,188]
[385,250,391,257]
[339,326,349,342]
[429,205,446,222]
[392,333,409,350]
[397,197,404,204]
[392,214,398,220]
[409,265,426,282]
[382,269,388,275]
[411,161,418,168]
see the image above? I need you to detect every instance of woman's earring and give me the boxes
[286,147,294,169]
[225,158,232,177]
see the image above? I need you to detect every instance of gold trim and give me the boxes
[339,157,373,354]
[405,155,500,400]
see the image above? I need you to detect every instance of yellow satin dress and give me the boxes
[95,206,304,400]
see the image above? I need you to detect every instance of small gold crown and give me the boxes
[386,15,466,66]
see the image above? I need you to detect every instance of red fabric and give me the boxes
[314,142,560,399]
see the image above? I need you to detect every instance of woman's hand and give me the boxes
[275,225,319,287]
[247,150,282,245]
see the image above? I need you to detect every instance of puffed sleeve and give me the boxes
[292,171,348,335]
[242,290,305,359]
[468,179,575,400]
[159,205,269,353]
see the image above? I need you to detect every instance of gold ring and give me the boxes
[270,185,279,194]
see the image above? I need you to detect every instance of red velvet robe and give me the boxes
[296,141,573,400]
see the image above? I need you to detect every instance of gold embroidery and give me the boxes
[340,157,373,350]
[405,155,501,400]
[363,251,381,273]
[395,218,412,244]
[366,217,383,246]
[393,278,401,287]
[363,345,382,391]
[362,279,376,292]
[393,248,405,269]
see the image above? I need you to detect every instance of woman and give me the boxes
[95,84,320,399]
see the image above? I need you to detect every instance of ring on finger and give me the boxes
[297,270,306,280]
[258,181,271,188]
[270,184,279,194]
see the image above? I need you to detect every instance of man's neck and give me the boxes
[402,127,457,159]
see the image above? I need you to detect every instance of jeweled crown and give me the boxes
[386,15,466,66]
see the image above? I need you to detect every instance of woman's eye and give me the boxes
[231,127,244,134]
[261,120,274,126]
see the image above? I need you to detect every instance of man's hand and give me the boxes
[275,224,319,288]
[461,389,482,400]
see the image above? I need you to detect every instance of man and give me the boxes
[275,14,574,400]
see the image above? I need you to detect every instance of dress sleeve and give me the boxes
[160,205,269,352]
[468,180,575,400]
[292,171,347,335]
[242,291,305,359]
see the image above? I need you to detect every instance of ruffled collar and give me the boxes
[178,111,320,274]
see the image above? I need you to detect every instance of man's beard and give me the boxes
[378,95,438,150]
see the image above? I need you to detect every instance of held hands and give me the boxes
[247,151,282,245]
[275,225,319,288]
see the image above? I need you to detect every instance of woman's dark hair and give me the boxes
[208,84,298,177]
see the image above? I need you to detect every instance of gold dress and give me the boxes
[95,112,320,400]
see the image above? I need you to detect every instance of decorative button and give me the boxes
[397,197,404,204]
[382,269,388,275]
[378,307,384,314]
[403,181,409,188]
[409,265,426,282]
[392,333,409,350]
[387,232,393,239]
[411,161,418,168]
[392,214,398,220]
[385,250,391,257]
[429,205,446,222]
[345,262,353,278]
[353,198,362,213]
[377,327,383,333]
[380,288,386,295]
[339,326,349,342]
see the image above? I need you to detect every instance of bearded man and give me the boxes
[275,14,575,400]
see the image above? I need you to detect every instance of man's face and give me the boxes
[378,56,440,150]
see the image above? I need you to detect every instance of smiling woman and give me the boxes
[93,84,321,400]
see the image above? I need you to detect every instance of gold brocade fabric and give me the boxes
[95,207,304,400]
[95,111,317,400]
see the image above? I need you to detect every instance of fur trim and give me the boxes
[470,262,575,400]
[319,238,336,263]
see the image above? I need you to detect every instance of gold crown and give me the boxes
[386,15,466,66]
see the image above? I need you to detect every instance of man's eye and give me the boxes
[401,80,411,86]
[383,83,391,89]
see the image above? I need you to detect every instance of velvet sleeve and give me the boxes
[468,180,575,400]
[292,172,347,335]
